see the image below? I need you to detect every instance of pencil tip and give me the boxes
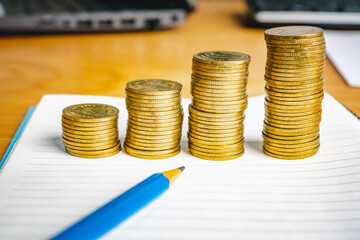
[178,166,185,172]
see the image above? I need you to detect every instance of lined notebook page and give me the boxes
[0,93,359,240]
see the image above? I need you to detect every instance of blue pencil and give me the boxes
[50,166,185,240]
[0,106,35,171]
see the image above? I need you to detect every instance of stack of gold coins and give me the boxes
[124,79,183,159]
[62,103,121,158]
[188,51,251,160]
[263,26,325,160]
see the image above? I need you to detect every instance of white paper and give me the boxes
[0,93,359,240]
[325,30,360,88]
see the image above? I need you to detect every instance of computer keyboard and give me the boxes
[246,0,360,29]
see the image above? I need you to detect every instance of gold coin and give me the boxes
[189,148,244,161]
[267,50,326,57]
[125,95,180,104]
[192,84,247,94]
[264,135,319,149]
[127,122,182,133]
[189,124,243,134]
[66,148,121,159]
[127,104,181,112]
[191,89,247,98]
[266,46,325,53]
[189,117,243,129]
[62,121,116,132]
[62,131,118,140]
[189,104,244,118]
[189,128,243,138]
[124,143,180,155]
[263,146,318,160]
[126,129,181,140]
[64,140,120,151]
[125,140,179,151]
[265,95,323,106]
[262,131,318,145]
[264,107,322,118]
[127,107,182,116]
[265,80,323,90]
[124,145,180,159]
[189,146,244,157]
[188,142,243,154]
[266,85,323,94]
[192,59,249,69]
[61,116,117,127]
[128,115,183,124]
[191,74,249,81]
[188,131,243,142]
[127,126,181,136]
[264,142,320,153]
[188,133,242,145]
[264,72,323,81]
[191,91,247,101]
[263,129,319,141]
[125,134,180,144]
[63,103,118,122]
[265,36,325,44]
[62,137,118,148]
[193,96,247,106]
[265,65,324,73]
[264,118,321,129]
[190,113,244,123]
[125,89,180,100]
[192,103,247,112]
[62,126,117,136]
[192,64,248,74]
[267,53,326,61]
[265,77,323,87]
[128,111,183,120]
[66,142,121,156]
[62,132,118,143]
[264,99,322,112]
[265,87,323,97]
[263,124,319,136]
[126,99,181,108]
[193,51,251,66]
[192,69,249,78]
[126,79,182,96]
[265,113,321,125]
[191,77,247,86]
[266,41,325,48]
[266,61,324,69]
[127,118,182,128]
[191,80,247,89]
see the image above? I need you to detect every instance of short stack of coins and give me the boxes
[62,103,121,158]
[263,26,325,159]
[124,79,183,159]
[188,51,251,160]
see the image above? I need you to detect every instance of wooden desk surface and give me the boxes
[0,0,359,157]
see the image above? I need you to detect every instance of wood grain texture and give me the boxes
[0,0,359,157]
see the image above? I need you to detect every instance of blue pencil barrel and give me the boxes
[50,173,170,240]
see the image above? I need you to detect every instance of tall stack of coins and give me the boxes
[124,79,183,159]
[62,103,121,158]
[263,26,325,160]
[188,51,250,160]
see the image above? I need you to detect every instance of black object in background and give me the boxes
[246,0,360,29]
[0,0,195,33]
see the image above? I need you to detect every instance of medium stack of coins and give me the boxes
[124,79,183,159]
[62,103,121,158]
[263,26,325,160]
[188,51,250,160]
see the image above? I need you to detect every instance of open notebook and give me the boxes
[0,93,359,240]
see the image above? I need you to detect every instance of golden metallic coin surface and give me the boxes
[193,51,251,65]
[63,104,119,122]
[126,79,182,95]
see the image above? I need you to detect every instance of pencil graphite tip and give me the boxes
[178,166,185,172]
